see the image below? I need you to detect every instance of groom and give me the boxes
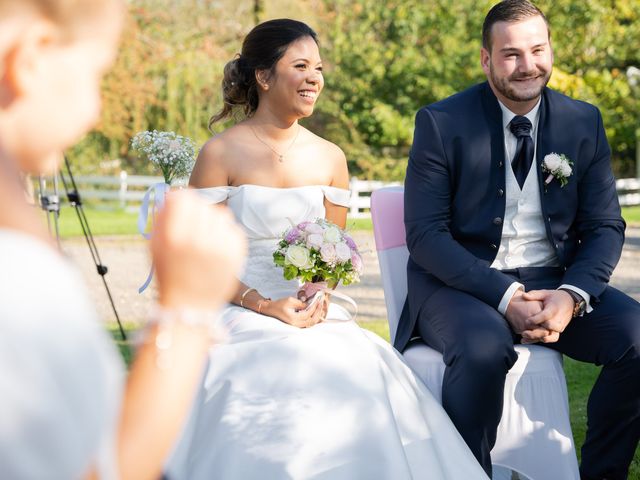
[400,0,640,478]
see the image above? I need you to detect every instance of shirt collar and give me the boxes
[498,97,541,131]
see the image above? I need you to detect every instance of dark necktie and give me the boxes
[509,115,534,189]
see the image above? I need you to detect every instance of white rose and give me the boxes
[544,153,562,172]
[559,161,572,177]
[335,242,352,262]
[285,245,312,269]
[320,244,337,264]
[306,233,324,250]
[323,226,342,244]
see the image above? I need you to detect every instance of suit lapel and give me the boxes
[536,89,549,195]
[536,89,556,241]
[481,83,507,173]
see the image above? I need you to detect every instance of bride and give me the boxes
[166,18,488,479]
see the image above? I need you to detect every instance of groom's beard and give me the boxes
[489,63,551,103]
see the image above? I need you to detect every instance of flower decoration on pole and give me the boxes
[542,153,573,187]
[131,130,197,293]
[131,130,196,185]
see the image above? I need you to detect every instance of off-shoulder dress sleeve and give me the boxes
[320,186,350,207]
[196,186,235,205]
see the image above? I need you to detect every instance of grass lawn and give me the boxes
[623,205,640,225]
[55,206,140,238]
[53,204,640,238]
[109,321,639,476]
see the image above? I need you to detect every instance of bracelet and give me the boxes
[257,297,271,314]
[147,305,225,369]
[240,287,257,308]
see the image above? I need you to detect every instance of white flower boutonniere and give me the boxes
[542,153,573,187]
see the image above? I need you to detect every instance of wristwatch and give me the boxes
[559,288,587,318]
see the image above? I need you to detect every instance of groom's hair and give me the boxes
[482,0,550,52]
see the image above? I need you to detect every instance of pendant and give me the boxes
[278,155,284,162]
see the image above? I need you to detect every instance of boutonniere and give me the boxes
[542,153,573,187]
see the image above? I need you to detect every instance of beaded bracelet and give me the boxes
[147,306,225,369]
[240,287,257,308]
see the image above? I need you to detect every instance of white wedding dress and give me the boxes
[165,185,488,479]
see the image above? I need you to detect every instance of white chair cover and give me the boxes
[371,186,580,480]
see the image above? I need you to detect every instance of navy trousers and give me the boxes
[416,267,640,480]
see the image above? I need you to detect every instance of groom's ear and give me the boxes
[480,48,491,77]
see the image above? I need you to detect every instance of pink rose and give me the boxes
[306,233,324,250]
[320,243,337,264]
[335,242,352,262]
[305,223,324,235]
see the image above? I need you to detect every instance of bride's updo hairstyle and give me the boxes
[209,18,318,128]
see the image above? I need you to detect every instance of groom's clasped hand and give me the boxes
[505,288,573,343]
[520,289,576,341]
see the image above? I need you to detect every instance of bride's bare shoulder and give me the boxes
[303,128,345,162]
[190,125,250,187]
[301,128,348,187]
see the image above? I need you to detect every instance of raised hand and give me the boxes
[151,189,247,310]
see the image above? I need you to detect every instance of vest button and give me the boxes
[493,217,503,225]
[498,161,504,167]
[497,188,504,196]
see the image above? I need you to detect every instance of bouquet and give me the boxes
[132,130,197,293]
[131,130,196,185]
[273,218,364,298]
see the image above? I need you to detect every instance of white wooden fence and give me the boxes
[44,173,640,217]
[617,178,640,207]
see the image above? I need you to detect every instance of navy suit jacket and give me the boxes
[397,82,625,352]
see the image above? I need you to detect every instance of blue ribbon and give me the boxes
[138,182,169,293]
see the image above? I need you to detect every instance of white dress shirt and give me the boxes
[492,100,591,315]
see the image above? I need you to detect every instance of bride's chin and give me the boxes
[294,106,315,118]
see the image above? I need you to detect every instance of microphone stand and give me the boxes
[43,156,127,341]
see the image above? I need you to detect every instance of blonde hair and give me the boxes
[0,0,123,41]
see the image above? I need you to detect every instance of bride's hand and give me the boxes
[262,294,325,329]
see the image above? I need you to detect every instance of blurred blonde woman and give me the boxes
[0,1,246,479]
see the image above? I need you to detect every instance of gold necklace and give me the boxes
[250,124,300,162]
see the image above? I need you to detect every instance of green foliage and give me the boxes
[70,0,640,181]
[316,0,640,179]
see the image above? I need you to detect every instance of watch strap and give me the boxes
[559,288,586,317]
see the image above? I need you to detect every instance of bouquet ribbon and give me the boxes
[300,282,358,321]
[137,182,169,293]
[324,288,359,321]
